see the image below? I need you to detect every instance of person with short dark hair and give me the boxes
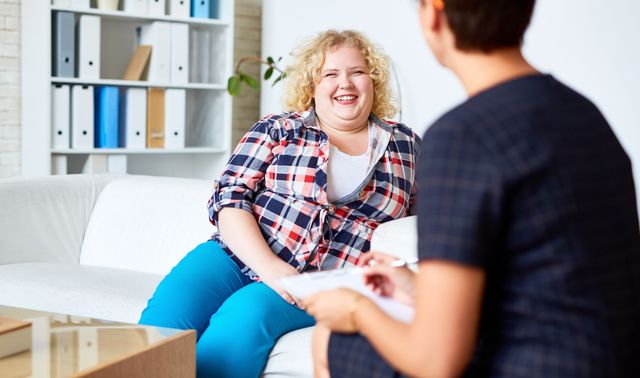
[303,0,640,377]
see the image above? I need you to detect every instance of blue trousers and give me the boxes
[139,241,315,378]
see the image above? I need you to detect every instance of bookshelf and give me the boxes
[21,1,235,179]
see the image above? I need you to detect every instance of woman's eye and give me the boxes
[324,73,337,78]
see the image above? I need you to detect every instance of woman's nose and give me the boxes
[338,77,354,89]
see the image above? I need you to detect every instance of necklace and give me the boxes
[317,117,369,136]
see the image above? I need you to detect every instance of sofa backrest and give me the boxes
[79,175,214,275]
[0,174,113,265]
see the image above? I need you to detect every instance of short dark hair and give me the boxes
[443,0,536,52]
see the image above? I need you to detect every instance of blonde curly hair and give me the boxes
[283,30,397,119]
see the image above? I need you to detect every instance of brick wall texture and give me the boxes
[0,0,21,178]
[0,0,261,178]
[232,0,262,147]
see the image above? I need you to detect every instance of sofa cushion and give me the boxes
[0,262,162,323]
[370,215,418,261]
[263,327,313,377]
[0,174,112,265]
[80,175,215,275]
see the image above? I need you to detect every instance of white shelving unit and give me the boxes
[21,1,235,179]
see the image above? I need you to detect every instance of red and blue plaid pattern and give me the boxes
[208,110,420,279]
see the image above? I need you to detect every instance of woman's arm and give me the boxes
[218,207,300,305]
[306,260,484,377]
[208,116,301,304]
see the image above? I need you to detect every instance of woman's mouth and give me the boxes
[334,95,358,105]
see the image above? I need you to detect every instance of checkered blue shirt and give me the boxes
[208,110,420,279]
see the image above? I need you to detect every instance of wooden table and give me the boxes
[0,305,195,378]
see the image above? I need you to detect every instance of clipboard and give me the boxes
[280,268,414,323]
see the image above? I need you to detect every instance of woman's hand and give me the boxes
[304,288,371,333]
[218,208,303,307]
[360,252,417,306]
[258,261,303,307]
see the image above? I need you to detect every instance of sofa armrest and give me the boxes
[0,174,114,265]
[370,215,418,262]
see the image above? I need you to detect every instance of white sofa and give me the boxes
[0,174,417,377]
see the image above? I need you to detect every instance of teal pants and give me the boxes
[139,241,315,378]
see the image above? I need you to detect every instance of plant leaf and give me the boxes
[241,74,259,90]
[264,67,274,80]
[272,73,284,87]
[267,56,274,64]
[227,75,242,96]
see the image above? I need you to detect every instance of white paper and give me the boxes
[280,268,415,323]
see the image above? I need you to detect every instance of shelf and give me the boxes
[52,147,228,155]
[51,6,230,27]
[51,77,227,91]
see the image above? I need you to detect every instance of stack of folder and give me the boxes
[138,21,190,83]
[53,12,100,79]
[122,0,218,18]
[52,84,186,150]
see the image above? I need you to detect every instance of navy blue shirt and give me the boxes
[418,74,640,377]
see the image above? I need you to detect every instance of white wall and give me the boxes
[261,0,640,214]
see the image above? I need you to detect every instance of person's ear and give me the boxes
[419,0,442,35]
[428,0,444,31]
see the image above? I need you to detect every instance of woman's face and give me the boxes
[313,45,374,131]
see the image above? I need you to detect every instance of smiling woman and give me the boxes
[139,29,421,378]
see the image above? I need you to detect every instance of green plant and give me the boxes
[227,56,287,96]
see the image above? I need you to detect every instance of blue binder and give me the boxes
[94,86,120,148]
[191,0,219,19]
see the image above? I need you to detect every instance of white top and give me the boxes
[326,124,372,203]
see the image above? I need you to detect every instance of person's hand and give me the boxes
[258,262,303,307]
[304,288,370,333]
[360,252,417,306]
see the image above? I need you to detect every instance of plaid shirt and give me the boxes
[208,110,420,279]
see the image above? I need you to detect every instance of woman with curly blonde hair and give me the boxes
[283,29,398,119]
[140,29,420,377]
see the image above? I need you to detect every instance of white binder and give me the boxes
[71,85,94,149]
[140,22,171,82]
[170,23,189,83]
[122,87,147,148]
[82,155,107,173]
[70,0,90,9]
[168,0,190,18]
[52,84,71,149]
[148,0,166,16]
[123,0,149,14]
[164,89,186,148]
[78,15,100,80]
[53,0,71,7]
[52,156,68,175]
